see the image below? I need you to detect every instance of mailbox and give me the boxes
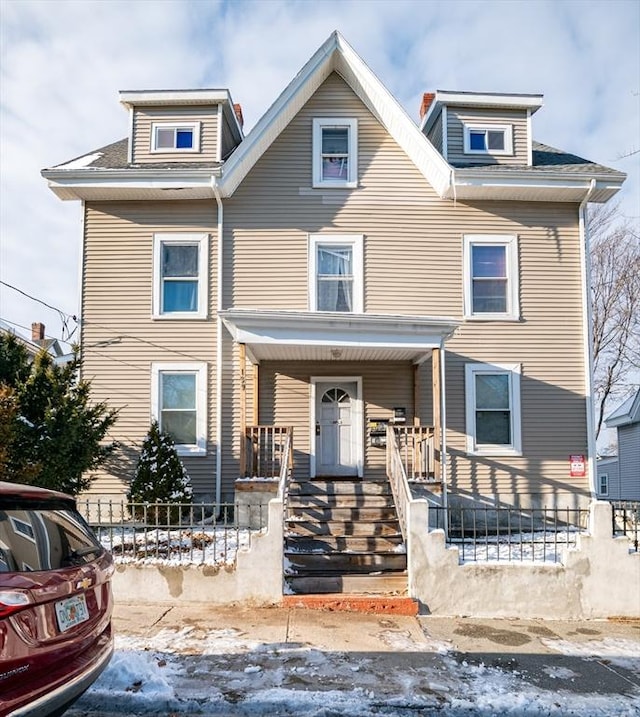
[368,418,389,447]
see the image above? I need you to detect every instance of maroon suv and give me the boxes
[0,482,113,717]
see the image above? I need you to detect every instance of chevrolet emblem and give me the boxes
[76,577,93,591]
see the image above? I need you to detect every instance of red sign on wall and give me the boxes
[570,455,586,477]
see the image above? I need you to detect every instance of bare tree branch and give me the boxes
[589,203,640,441]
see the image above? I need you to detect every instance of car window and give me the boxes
[0,502,102,573]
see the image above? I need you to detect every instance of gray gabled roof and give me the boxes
[605,389,640,428]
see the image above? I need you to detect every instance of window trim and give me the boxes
[463,234,519,321]
[151,362,207,456]
[308,234,364,313]
[312,118,358,188]
[150,122,201,153]
[152,233,209,319]
[599,473,609,496]
[463,123,513,156]
[465,362,522,456]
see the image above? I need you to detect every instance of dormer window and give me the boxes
[463,124,512,155]
[312,118,357,188]
[151,122,200,153]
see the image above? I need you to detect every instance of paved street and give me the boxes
[67,602,640,716]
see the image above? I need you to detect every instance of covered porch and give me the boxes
[220,309,459,487]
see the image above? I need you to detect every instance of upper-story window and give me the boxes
[151,122,200,153]
[463,235,519,320]
[308,234,363,312]
[598,474,609,496]
[463,124,513,155]
[312,118,358,188]
[153,233,208,319]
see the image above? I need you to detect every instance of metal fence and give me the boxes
[77,501,268,566]
[611,501,640,552]
[430,505,590,564]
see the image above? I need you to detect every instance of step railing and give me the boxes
[241,425,294,480]
[391,425,436,482]
[386,425,414,541]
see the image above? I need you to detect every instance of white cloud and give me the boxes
[1,0,638,344]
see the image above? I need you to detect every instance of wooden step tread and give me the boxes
[285,572,408,596]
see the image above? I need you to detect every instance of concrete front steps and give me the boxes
[284,477,408,596]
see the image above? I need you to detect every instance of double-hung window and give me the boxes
[598,474,609,496]
[312,118,358,188]
[463,235,519,320]
[465,363,522,456]
[151,122,200,153]
[308,234,363,312]
[152,363,207,455]
[153,234,208,319]
[463,124,512,155]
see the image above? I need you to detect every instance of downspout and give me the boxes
[579,179,597,499]
[212,179,224,506]
[439,342,449,525]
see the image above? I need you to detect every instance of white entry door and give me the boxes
[314,380,360,477]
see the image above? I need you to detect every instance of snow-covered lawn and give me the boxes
[95,526,259,565]
[449,529,582,564]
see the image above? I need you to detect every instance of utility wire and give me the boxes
[0,317,74,347]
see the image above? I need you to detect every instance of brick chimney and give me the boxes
[31,322,45,342]
[420,92,436,119]
[233,103,244,129]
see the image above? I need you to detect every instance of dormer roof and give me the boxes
[605,390,640,428]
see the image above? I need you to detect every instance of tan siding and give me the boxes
[447,107,529,166]
[80,200,219,500]
[132,106,218,164]
[221,72,587,501]
[425,112,443,154]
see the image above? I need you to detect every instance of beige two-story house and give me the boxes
[43,32,625,519]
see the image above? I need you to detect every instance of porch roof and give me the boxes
[220,309,460,363]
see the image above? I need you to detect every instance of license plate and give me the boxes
[55,593,90,633]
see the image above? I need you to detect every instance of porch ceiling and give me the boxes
[220,309,460,364]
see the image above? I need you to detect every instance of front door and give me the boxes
[314,380,360,477]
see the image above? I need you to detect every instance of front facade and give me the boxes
[43,33,625,510]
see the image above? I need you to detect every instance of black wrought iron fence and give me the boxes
[611,501,640,552]
[77,501,268,565]
[430,505,589,564]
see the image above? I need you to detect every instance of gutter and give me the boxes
[579,179,597,499]
[212,179,224,507]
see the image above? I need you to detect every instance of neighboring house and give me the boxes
[0,320,67,362]
[598,390,640,501]
[42,32,625,512]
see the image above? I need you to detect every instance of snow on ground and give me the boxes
[70,626,640,716]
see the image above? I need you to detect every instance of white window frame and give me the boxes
[463,123,513,155]
[308,234,364,313]
[152,233,208,319]
[312,118,358,188]
[599,473,609,496]
[151,362,207,456]
[463,234,519,321]
[150,122,200,153]
[465,363,522,456]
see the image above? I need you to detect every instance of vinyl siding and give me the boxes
[132,106,218,164]
[618,423,640,500]
[80,200,218,500]
[597,459,620,500]
[425,112,443,154]
[447,107,529,166]
[221,72,588,503]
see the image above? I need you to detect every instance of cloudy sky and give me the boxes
[1,0,638,347]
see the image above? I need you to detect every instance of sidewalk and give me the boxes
[72,601,640,716]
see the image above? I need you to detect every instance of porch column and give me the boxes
[252,363,259,424]
[413,365,421,427]
[432,347,441,481]
[239,343,247,477]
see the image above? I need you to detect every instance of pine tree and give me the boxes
[0,333,118,494]
[128,421,192,524]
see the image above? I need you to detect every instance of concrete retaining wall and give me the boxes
[110,498,639,619]
[409,500,640,619]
